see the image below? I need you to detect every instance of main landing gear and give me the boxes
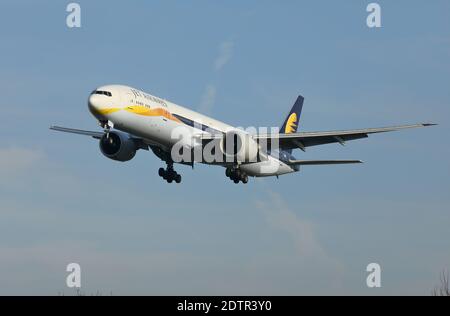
[158,162,182,184]
[225,167,249,184]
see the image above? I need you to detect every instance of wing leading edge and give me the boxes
[254,123,436,151]
[50,126,104,139]
[50,125,149,150]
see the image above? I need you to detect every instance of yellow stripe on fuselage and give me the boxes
[95,107,122,115]
[94,105,182,123]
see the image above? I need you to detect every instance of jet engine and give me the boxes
[220,130,261,163]
[99,131,137,162]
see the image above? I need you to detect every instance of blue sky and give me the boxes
[0,0,449,295]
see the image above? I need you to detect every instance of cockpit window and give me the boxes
[91,90,112,97]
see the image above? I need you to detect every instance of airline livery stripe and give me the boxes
[172,114,223,135]
[92,106,223,134]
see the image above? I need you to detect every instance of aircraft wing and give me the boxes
[253,123,436,151]
[50,125,149,150]
[50,126,104,139]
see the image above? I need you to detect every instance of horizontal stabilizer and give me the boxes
[287,159,363,166]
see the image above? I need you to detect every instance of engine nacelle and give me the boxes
[220,130,260,163]
[99,131,137,162]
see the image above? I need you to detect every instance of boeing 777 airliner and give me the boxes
[51,85,435,184]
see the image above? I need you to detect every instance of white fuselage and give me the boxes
[88,85,295,177]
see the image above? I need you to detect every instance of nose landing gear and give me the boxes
[158,162,182,184]
[226,167,249,184]
[99,120,113,139]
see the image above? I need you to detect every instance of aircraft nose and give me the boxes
[88,94,104,116]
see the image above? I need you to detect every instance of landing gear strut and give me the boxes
[225,167,248,184]
[99,120,112,139]
[158,162,182,184]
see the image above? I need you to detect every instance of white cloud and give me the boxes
[197,40,234,114]
[197,84,217,115]
[214,40,234,71]
[254,189,346,293]
[256,190,326,258]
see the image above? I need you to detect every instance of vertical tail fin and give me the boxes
[280,95,304,134]
[280,96,304,154]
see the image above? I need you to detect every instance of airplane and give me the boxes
[50,85,435,184]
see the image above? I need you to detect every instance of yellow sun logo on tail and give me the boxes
[284,113,298,134]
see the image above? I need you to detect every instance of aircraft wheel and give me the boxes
[242,175,248,184]
[225,168,232,178]
[167,171,175,182]
[158,168,165,177]
[175,174,182,183]
[233,178,240,184]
